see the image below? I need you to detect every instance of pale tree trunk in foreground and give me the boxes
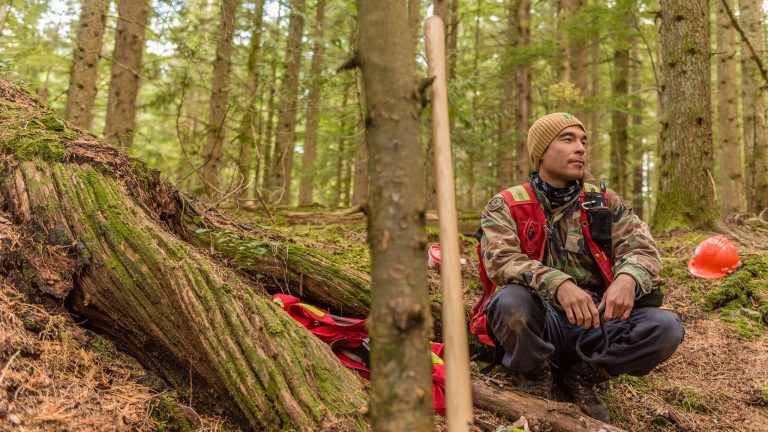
[65,0,109,129]
[201,0,239,199]
[717,0,745,215]
[298,0,327,207]
[104,0,150,148]
[357,0,434,430]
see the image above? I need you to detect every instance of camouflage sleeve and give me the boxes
[480,194,574,302]
[607,189,663,297]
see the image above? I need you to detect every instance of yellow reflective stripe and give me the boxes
[584,183,600,193]
[508,185,531,202]
[298,303,326,317]
[431,352,444,365]
[272,297,285,308]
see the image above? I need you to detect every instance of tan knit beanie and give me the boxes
[527,112,585,171]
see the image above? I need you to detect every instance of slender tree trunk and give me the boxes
[201,0,239,199]
[467,0,481,208]
[259,2,282,194]
[235,0,266,203]
[654,0,717,229]
[740,0,768,212]
[630,49,644,220]
[497,0,517,189]
[65,0,110,129]
[270,0,306,206]
[515,0,532,183]
[447,0,459,80]
[586,0,602,179]
[610,47,629,197]
[717,0,745,215]
[408,0,421,51]
[104,0,149,148]
[352,72,369,207]
[356,0,433,429]
[559,0,588,116]
[298,0,327,207]
[0,3,9,39]
[333,89,349,209]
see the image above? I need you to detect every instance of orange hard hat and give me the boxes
[688,235,741,280]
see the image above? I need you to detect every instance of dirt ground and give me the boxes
[1,216,766,431]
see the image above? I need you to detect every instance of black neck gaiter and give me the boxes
[530,172,582,209]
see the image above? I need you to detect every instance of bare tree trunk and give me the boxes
[630,49,644,220]
[654,0,717,229]
[259,2,282,195]
[515,0,532,184]
[0,3,9,39]
[333,89,349,209]
[201,0,239,199]
[467,0,481,207]
[559,0,588,117]
[270,0,306,206]
[65,0,110,130]
[408,0,421,51]
[298,0,327,207]
[740,0,768,212]
[497,0,517,189]
[351,72,369,207]
[356,0,433,429]
[235,0,266,203]
[447,0,459,80]
[610,47,629,197]
[104,0,149,148]
[586,0,602,179]
[717,0,745,215]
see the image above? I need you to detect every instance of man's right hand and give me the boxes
[555,281,600,329]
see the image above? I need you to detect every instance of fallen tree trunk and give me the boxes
[0,80,368,431]
[472,377,627,432]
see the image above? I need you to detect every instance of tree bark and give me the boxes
[630,50,645,220]
[654,0,717,230]
[586,0,602,179]
[739,0,768,212]
[235,0,266,203]
[717,0,745,216]
[270,0,306,206]
[298,0,327,207]
[0,79,368,432]
[351,72,369,208]
[497,0,517,189]
[610,47,629,197]
[259,1,283,196]
[559,0,588,117]
[514,0,532,184]
[201,0,239,199]
[65,0,110,130]
[356,0,434,429]
[104,0,150,148]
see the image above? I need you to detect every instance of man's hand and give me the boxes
[599,274,636,321]
[556,281,599,329]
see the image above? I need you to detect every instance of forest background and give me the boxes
[3,0,765,226]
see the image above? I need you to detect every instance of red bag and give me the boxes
[272,294,447,415]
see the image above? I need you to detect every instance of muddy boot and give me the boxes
[508,360,554,399]
[561,361,611,422]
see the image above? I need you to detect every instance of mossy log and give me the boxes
[0,80,368,431]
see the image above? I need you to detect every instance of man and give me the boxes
[479,113,684,422]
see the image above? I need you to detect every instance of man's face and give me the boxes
[538,125,586,187]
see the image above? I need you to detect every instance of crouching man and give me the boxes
[478,113,684,422]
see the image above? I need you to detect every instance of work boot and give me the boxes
[561,361,611,422]
[508,360,554,399]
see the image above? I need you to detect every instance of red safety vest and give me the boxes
[469,182,615,346]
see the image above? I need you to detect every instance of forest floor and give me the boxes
[1,211,767,431]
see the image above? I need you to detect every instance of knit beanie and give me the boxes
[527,112,585,171]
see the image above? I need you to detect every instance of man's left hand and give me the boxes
[599,274,636,321]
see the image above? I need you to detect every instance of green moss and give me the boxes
[664,387,712,413]
[151,396,195,432]
[88,335,114,362]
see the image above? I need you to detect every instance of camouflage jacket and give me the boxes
[480,182,662,304]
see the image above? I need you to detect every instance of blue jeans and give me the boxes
[484,284,685,376]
